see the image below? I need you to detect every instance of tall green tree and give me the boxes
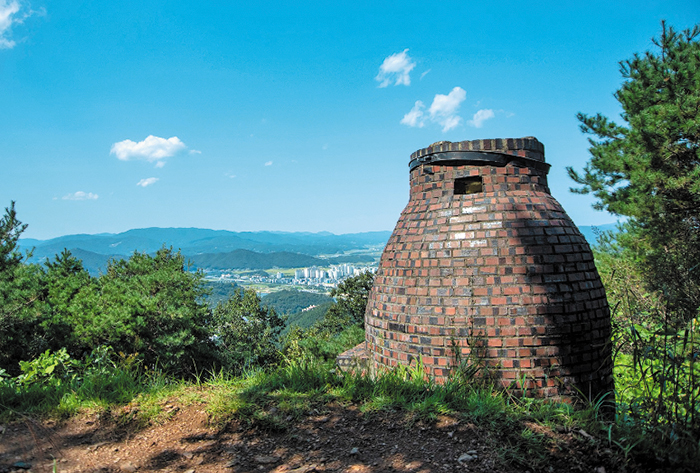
[210,288,285,372]
[567,22,700,320]
[569,24,700,441]
[315,271,374,334]
[0,201,27,277]
[0,202,45,373]
[41,249,94,353]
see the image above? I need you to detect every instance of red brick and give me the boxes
[361,137,613,402]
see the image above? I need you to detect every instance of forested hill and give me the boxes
[18,228,391,274]
[261,289,334,315]
[188,249,323,270]
[19,228,391,258]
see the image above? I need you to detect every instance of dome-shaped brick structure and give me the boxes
[360,137,613,400]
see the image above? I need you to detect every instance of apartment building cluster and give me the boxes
[293,263,364,282]
[207,263,377,290]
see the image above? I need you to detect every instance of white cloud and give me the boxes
[428,87,466,132]
[189,149,202,155]
[469,109,495,128]
[375,49,415,88]
[62,191,98,201]
[0,0,42,49]
[0,1,20,49]
[400,100,426,128]
[137,177,159,187]
[110,135,188,167]
[420,69,431,80]
[440,115,462,132]
[401,87,467,132]
[264,161,273,166]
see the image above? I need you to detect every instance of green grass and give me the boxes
[2,337,699,472]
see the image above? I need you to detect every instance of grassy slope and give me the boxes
[2,351,679,472]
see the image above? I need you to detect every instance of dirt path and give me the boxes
[0,402,623,473]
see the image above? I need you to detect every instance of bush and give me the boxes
[281,324,365,362]
[594,232,700,466]
[0,345,154,420]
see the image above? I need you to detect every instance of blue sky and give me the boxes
[2,1,698,240]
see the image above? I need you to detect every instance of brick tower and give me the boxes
[362,137,613,400]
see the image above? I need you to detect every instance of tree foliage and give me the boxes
[569,23,700,446]
[568,22,700,221]
[41,249,93,351]
[85,248,214,375]
[211,288,285,373]
[0,203,45,374]
[0,203,287,377]
[315,271,374,334]
[0,201,369,380]
[279,272,373,362]
[262,289,333,315]
[567,22,700,319]
[0,202,27,274]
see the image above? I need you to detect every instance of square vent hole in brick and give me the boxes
[454,176,483,195]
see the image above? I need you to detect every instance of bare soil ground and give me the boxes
[0,401,641,473]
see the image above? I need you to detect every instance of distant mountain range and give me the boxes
[20,228,391,257]
[18,224,618,275]
[19,228,391,274]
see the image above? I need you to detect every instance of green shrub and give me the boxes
[281,324,364,362]
[0,345,160,420]
[594,233,700,467]
[16,348,78,388]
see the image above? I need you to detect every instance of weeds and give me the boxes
[0,346,167,422]
[594,235,700,470]
[3,312,699,471]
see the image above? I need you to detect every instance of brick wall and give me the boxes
[363,138,613,400]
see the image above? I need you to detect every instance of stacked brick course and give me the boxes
[361,137,613,400]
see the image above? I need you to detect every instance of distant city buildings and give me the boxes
[293,263,368,285]
[293,263,360,281]
[208,263,376,290]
